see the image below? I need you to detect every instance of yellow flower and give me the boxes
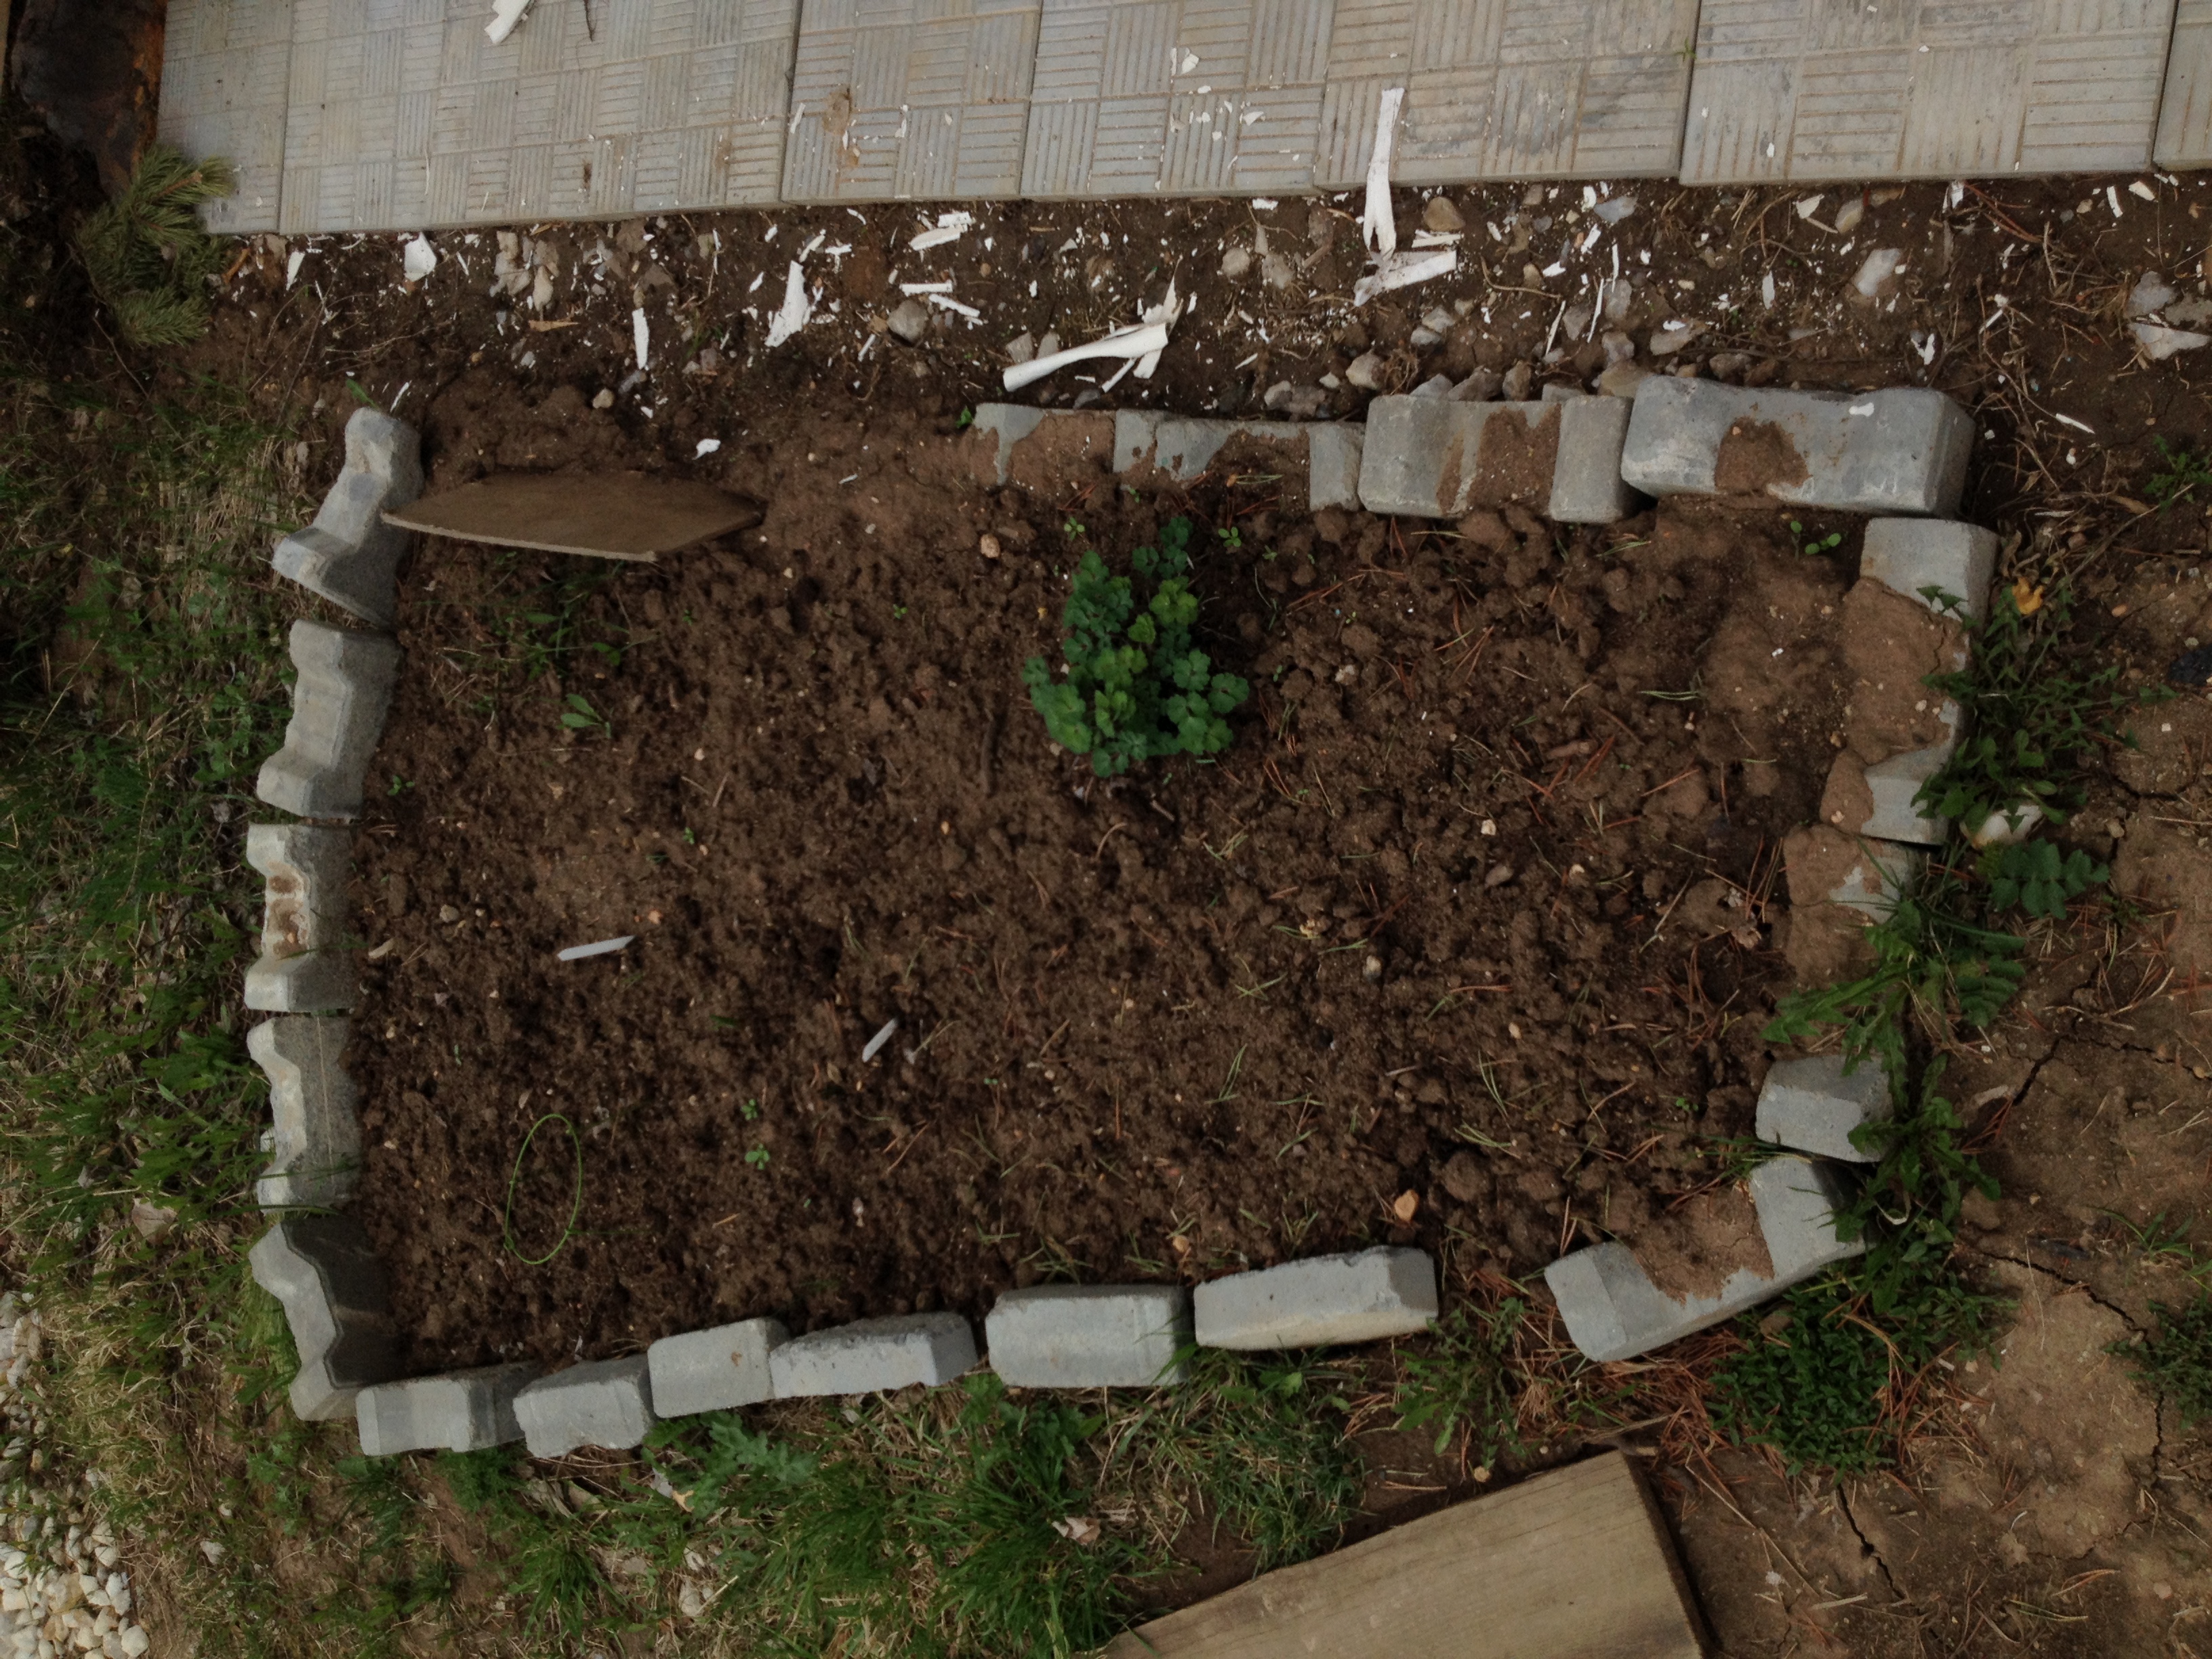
[2011,577,2045,616]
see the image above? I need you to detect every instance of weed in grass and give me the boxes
[2147,437,2212,509]
[1395,1300,1525,1464]
[2110,1298,2212,1424]
[1982,837,2108,920]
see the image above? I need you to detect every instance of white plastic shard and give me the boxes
[909,212,973,251]
[401,236,436,283]
[1134,279,1183,381]
[485,0,531,41]
[1355,248,1457,308]
[631,307,649,369]
[1001,324,1171,393]
[1362,88,1405,257]
[558,936,634,962]
[764,262,812,348]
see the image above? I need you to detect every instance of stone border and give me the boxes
[244,378,2003,1445]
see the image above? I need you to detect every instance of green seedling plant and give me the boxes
[1395,1300,1525,1463]
[73,145,237,346]
[1983,837,2108,919]
[2147,436,2212,508]
[560,692,607,732]
[2110,1298,2212,1425]
[1023,516,1250,776]
[1789,518,1843,557]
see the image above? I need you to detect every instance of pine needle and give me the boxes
[73,145,238,348]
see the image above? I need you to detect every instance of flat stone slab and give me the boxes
[273,409,423,630]
[244,824,354,1014]
[986,1284,1193,1388]
[249,1214,398,1422]
[1545,1156,1862,1364]
[256,620,403,822]
[515,1355,657,1456]
[157,0,292,232]
[1193,1246,1436,1350]
[783,0,1040,202]
[248,1015,363,1208]
[648,1317,790,1417]
[1022,0,1330,199]
[384,472,762,562]
[1683,0,2174,184]
[1757,1053,1891,1164]
[769,1311,978,1396]
[1620,379,1971,517]
[1316,0,1698,188]
[356,1364,538,1456]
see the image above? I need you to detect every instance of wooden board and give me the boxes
[382,473,762,562]
[1104,1452,1708,1659]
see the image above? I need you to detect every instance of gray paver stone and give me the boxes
[243,823,354,1013]
[985,1285,1192,1388]
[514,1357,656,1457]
[1122,417,1299,483]
[1849,743,1956,847]
[272,410,424,628]
[256,621,403,820]
[247,1015,362,1208]
[1307,424,1364,512]
[1193,1247,1437,1350]
[972,404,1053,486]
[648,1318,791,1418]
[1757,1054,1893,1164]
[1620,380,1972,516]
[769,1313,978,1397]
[1858,518,2000,623]
[1824,835,1925,920]
[1544,1157,1862,1364]
[356,1364,538,1457]
[1356,397,1558,518]
[1111,410,1164,474]
[248,1214,398,1421]
[1548,396,1639,523]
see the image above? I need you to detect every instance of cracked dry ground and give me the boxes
[1665,613,2212,1656]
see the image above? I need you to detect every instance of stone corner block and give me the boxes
[1545,1156,1862,1363]
[1756,1054,1892,1164]
[1822,745,1956,848]
[357,1363,538,1457]
[1356,396,1557,519]
[514,1355,656,1457]
[243,823,354,1014]
[968,404,1115,489]
[247,1015,362,1208]
[1307,423,1364,512]
[248,1214,397,1422]
[1192,1247,1437,1351]
[985,1284,1193,1389]
[1784,826,1925,921]
[767,1312,978,1398]
[1859,518,1999,624]
[647,1318,790,1418]
[256,621,403,821]
[1547,395,1639,523]
[1620,379,1971,516]
[272,409,424,629]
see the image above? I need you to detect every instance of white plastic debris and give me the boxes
[764,262,812,347]
[1361,87,1406,256]
[558,937,635,962]
[1849,247,1904,301]
[2133,322,2211,361]
[1795,194,1824,220]
[1002,323,1171,392]
[861,1018,901,1063]
[694,438,722,457]
[909,211,974,251]
[1355,248,1455,308]
[401,235,436,282]
[1593,195,1637,225]
[631,306,650,368]
[486,0,531,43]
[900,280,955,295]
[928,293,981,320]
[286,249,306,288]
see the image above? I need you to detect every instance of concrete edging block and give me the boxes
[243,823,354,1012]
[255,620,403,821]
[1548,396,1640,523]
[985,1284,1193,1388]
[1859,518,2000,623]
[514,1356,656,1456]
[1620,379,1972,514]
[1757,1054,1892,1164]
[247,1015,362,1208]
[273,409,424,628]
[1544,1157,1864,1364]
[1193,1247,1437,1350]
[248,1214,399,1421]
[1355,397,1557,518]
[1307,424,1364,512]
[768,1313,979,1397]
[647,1317,790,1418]
[356,1363,538,1456]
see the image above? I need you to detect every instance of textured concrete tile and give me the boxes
[158,0,295,232]
[2157,0,2212,165]
[783,0,1040,202]
[1683,0,2175,184]
[1021,0,1331,199]
[1314,0,1697,188]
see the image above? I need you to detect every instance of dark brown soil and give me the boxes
[1713,419,1809,495]
[346,404,1853,1371]
[1635,1184,1773,1302]
[1469,402,1560,506]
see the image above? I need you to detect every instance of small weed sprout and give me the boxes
[2111,1299,2212,1424]
[1023,516,1250,776]
[1395,1301,1525,1462]
[2146,436,2212,508]
[1983,837,2108,919]
[1788,518,1843,557]
[745,1145,771,1169]
[560,692,606,732]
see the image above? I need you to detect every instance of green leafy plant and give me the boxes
[745,1145,771,1169]
[2147,436,2212,508]
[1789,518,1843,556]
[1983,837,2108,919]
[1023,517,1250,777]
[560,691,605,731]
[72,145,238,346]
[1395,1301,1524,1462]
[2111,1298,2212,1424]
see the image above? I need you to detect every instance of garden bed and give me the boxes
[347,401,1865,1374]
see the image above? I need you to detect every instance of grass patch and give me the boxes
[2111,1298,2212,1425]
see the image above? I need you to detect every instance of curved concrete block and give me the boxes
[247,1015,362,1206]
[357,1364,538,1456]
[248,1214,398,1421]
[256,620,402,821]
[243,823,354,1012]
[272,409,424,628]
